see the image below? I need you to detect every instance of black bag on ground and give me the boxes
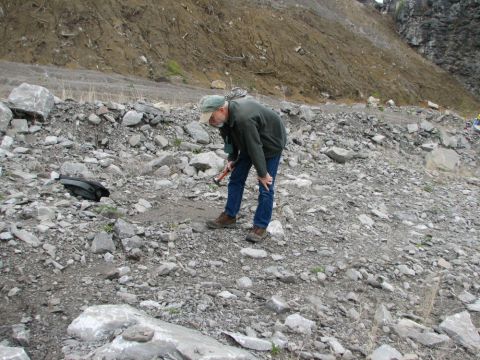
[58,175,110,202]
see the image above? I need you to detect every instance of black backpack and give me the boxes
[58,175,110,202]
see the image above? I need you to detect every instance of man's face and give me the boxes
[208,107,227,128]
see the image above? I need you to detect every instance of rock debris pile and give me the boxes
[0,83,479,359]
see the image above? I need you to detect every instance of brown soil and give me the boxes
[0,0,479,114]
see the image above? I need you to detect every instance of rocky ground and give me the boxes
[0,83,479,360]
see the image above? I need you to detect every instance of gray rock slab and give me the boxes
[439,311,480,352]
[369,344,402,360]
[266,295,290,314]
[240,248,268,259]
[284,313,315,334]
[11,119,28,133]
[7,83,54,120]
[425,148,460,172]
[185,121,210,144]
[156,262,178,276]
[60,162,92,177]
[0,101,13,132]
[11,226,40,247]
[224,332,272,351]
[189,151,224,172]
[122,110,143,126]
[91,232,115,254]
[467,300,480,312]
[66,304,256,359]
[133,102,164,117]
[0,345,30,360]
[114,219,136,239]
[325,147,353,163]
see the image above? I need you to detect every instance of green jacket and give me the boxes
[220,98,287,177]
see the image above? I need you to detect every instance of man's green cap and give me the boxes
[198,95,225,123]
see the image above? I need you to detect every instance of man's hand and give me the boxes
[225,161,235,172]
[258,173,273,191]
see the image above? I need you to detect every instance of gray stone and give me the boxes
[66,304,256,359]
[114,219,136,239]
[44,136,58,145]
[420,143,437,152]
[12,324,30,346]
[439,311,480,352]
[322,336,346,355]
[121,236,144,251]
[129,134,142,147]
[369,344,402,360]
[88,113,102,125]
[122,110,143,126]
[425,148,460,172]
[121,325,154,343]
[240,248,268,259]
[8,83,54,120]
[154,135,168,148]
[11,225,40,247]
[266,295,290,314]
[142,152,179,174]
[133,102,164,117]
[60,162,92,178]
[185,121,210,144]
[236,276,253,289]
[325,147,353,163]
[372,134,385,144]
[267,220,284,239]
[91,232,116,254]
[156,262,178,276]
[284,313,315,334]
[1,135,14,149]
[374,304,393,325]
[0,101,13,132]
[11,119,28,133]
[224,332,272,351]
[467,300,480,312]
[458,291,476,304]
[407,123,418,133]
[189,151,224,172]
[420,120,434,132]
[0,345,30,360]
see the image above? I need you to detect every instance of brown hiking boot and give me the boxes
[206,212,236,229]
[245,225,268,243]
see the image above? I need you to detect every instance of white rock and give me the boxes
[439,311,480,352]
[369,344,402,360]
[240,248,268,259]
[0,345,30,360]
[267,220,284,239]
[284,313,315,334]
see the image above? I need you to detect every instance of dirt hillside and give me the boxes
[0,0,479,113]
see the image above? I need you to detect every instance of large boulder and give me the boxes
[189,151,224,172]
[425,148,460,172]
[7,83,54,120]
[66,304,256,359]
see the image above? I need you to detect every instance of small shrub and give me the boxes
[103,223,114,233]
[311,266,325,274]
[271,343,281,356]
[166,307,180,314]
[166,60,183,76]
[423,184,434,193]
[173,138,182,147]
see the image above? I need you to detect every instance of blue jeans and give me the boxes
[224,152,281,228]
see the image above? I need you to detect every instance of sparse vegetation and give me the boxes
[423,184,434,192]
[94,205,123,218]
[173,138,182,147]
[271,343,281,356]
[311,266,325,274]
[166,60,183,77]
[103,223,114,233]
